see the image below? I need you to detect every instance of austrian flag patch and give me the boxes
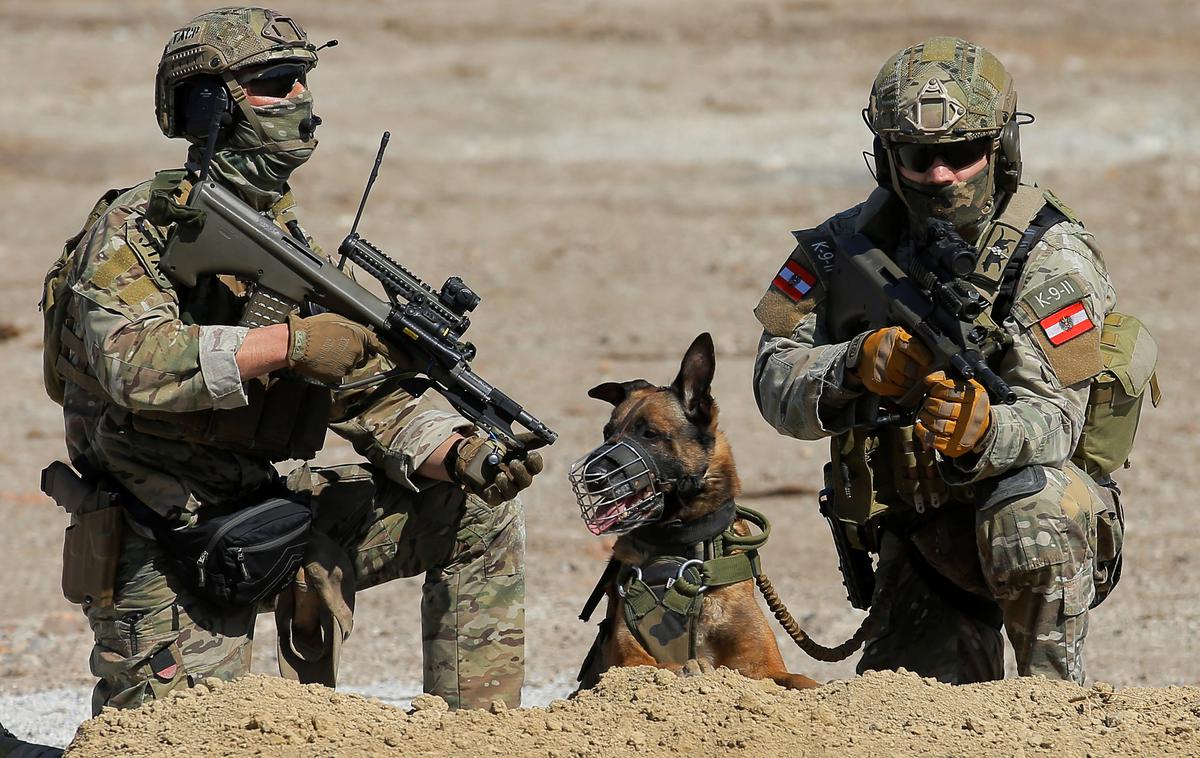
[772,260,816,302]
[1039,301,1094,345]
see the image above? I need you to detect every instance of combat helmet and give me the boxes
[155,6,319,142]
[866,37,1024,215]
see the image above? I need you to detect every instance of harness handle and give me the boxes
[723,505,771,550]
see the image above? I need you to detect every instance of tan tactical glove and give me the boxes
[915,370,992,458]
[449,434,544,506]
[848,326,934,397]
[286,312,382,383]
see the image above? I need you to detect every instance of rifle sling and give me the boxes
[991,204,1068,324]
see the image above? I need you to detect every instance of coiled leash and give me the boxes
[754,572,874,663]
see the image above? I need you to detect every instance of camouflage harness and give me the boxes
[582,501,771,664]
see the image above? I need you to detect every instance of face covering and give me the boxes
[897,167,995,242]
[210,89,319,210]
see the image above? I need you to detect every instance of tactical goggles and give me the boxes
[239,63,308,99]
[892,136,992,173]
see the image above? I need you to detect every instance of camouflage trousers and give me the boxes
[84,463,525,715]
[858,462,1100,684]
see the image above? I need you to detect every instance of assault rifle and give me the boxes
[828,219,1017,426]
[158,124,556,452]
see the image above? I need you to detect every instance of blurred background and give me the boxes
[1,0,1197,745]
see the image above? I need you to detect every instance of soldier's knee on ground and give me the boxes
[975,464,1099,681]
[974,465,1096,601]
[422,494,526,709]
[87,531,256,714]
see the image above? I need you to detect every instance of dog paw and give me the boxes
[679,658,716,677]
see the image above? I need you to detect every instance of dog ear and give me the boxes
[588,380,653,406]
[671,333,715,424]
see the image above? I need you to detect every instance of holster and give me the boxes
[41,461,124,608]
[819,479,876,611]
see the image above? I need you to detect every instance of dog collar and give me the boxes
[628,499,737,549]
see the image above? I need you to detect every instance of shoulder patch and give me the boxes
[1037,301,1095,346]
[87,246,139,290]
[754,232,834,337]
[1031,321,1103,387]
[1020,272,1087,321]
[792,229,838,279]
[1019,273,1102,386]
[772,259,817,302]
[117,277,161,308]
[83,232,169,311]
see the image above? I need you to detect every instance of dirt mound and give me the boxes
[64,668,1200,757]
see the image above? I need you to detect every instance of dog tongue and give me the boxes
[588,495,637,535]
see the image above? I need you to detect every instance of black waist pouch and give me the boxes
[134,493,312,608]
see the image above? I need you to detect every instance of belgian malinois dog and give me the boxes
[572,333,819,690]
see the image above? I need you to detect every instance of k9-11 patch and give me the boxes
[1019,271,1102,385]
[772,260,816,302]
[1039,301,1095,345]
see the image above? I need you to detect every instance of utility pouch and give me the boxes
[133,491,312,609]
[42,461,124,608]
[1091,476,1124,609]
[819,476,875,611]
[1072,311,1160,478]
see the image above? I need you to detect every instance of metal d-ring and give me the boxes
[667,558,707,594]
[616,566,643,598]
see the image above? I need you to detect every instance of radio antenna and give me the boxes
[350,131,390,239]
[341,131,389,269]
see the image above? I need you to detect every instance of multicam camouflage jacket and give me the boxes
[59,173,470,525]
[753,185,1117,502]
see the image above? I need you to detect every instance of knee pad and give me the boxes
[975,466,1090,596]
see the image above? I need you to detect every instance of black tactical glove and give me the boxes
[448,433,544,506]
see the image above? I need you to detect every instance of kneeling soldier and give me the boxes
[42,6,540,713]
[753,37,1157,683]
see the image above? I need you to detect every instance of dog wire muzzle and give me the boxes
[569,437,666,536]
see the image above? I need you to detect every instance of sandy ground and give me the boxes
[1,0,1198,749]
[63,668,1200,757]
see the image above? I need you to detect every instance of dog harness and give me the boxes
[579,501,772,665]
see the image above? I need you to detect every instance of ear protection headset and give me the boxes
[994,117,1022,197]
[180,76,235,142]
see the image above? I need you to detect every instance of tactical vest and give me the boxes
[759,185,1159,551]
[42,171,331,462]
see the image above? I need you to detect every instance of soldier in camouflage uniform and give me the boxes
[753,37,1115,683]
[50,7,538,714]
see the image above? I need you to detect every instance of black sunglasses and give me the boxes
[240,63,307,98]
[893,136,991,173]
